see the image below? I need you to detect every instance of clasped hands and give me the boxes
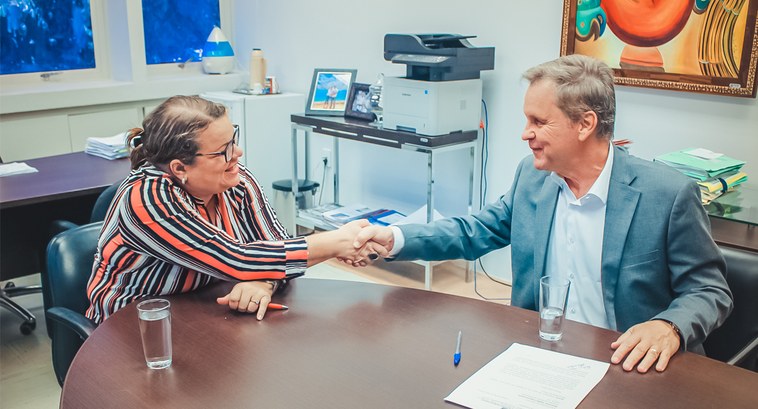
[332,221,395,267]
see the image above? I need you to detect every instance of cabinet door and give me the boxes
[68,108,142,151]
[0,115,71,161]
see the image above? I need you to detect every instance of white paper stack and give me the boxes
[0,162,38,177]
[85,132,129,160]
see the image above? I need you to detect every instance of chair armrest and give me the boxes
[729,336,758,367]
[50,220,80,236]
[47,307,97,340]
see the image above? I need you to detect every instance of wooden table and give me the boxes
[0,152,130,279]
[61,279,758,408]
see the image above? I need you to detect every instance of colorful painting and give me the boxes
[561,0,758,97]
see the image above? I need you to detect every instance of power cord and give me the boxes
[318,157,328,206]
[473,99,511,302]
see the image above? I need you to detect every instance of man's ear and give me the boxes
[168,159,187,180]
[577,110,599,142]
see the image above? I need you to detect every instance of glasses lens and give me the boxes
[225,126,239,162]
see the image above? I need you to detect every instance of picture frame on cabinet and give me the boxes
[305,68,358,116]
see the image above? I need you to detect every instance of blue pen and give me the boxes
[454,330,462,366]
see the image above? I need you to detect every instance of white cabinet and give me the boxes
[200,92,305,198]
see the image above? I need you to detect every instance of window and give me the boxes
[0,0,95,75]
[142,0,220,65]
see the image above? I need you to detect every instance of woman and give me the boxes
[86,95,378,323]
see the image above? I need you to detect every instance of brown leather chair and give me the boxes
[704,245,758,371]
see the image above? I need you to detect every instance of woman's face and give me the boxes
[182,116,243,201]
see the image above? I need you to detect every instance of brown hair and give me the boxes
[523,55,616,139]
[127,95,227,170]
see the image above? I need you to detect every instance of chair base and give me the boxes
[0,282,41,335]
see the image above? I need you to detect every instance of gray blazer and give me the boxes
[396,146,732,352]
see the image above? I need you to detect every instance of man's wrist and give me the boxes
[657,319,683,345]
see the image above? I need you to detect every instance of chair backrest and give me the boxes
[89,181,121,223]
[704,245,758,371]
[46,222,102,385]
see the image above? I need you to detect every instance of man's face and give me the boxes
[521,80,582,175]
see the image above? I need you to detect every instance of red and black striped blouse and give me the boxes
[85,164,307,323]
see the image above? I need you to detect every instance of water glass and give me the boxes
[137,298,172,369]
[539,276,571,341]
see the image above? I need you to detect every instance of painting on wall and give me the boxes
[560,0,758,98]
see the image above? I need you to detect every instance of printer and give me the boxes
[382,34,494,136]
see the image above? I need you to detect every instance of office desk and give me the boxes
[706,186,757,252]
[61,279,758,408]
[0,152,130,279]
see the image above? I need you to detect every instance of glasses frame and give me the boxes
[194,124,239,163]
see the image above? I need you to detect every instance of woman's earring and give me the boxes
[182,176,187,184]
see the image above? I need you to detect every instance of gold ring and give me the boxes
[650,348,658,355]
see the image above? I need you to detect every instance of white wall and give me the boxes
[234,0,758,281]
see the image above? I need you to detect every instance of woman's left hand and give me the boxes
[216,281,275,320]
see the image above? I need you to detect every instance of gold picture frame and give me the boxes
[560,0,758,98]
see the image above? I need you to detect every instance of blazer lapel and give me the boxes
[602,148,640,330]
[533,177,559,306]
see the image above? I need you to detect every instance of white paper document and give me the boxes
[0,162,38,177]
[445,343,609,409]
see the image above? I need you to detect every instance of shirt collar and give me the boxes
[549,143,614,204]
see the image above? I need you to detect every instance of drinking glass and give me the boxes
[137,298,172,369]
[539,276,571,341]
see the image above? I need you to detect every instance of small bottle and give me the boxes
[250,48,267,93]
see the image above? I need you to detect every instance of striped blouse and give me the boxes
[85,164,307,323]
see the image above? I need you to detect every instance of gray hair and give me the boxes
[523,55,616,139]
[127,95,227,170]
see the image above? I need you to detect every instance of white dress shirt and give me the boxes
[545,144,613,328]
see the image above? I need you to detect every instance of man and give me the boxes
[354,55,732,373]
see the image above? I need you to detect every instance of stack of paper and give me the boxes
[655,148,748,204]
[697,170,748,204]
[85,132,129,160]
[0,162,38,177]
[654,148,745,181]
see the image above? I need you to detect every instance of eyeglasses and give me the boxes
[195,125,239,163]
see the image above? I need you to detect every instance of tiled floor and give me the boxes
[0,260,511,409]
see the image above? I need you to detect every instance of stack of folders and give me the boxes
[654,148,748,204]
[85,132,129,160]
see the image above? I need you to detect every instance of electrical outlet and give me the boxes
[321,148,333,167]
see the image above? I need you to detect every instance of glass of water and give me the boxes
[539,276,571,341]
[137,298,172,369]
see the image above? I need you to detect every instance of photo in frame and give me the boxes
[305,68,358,116]
[344,82,375,121]
[560,0,758,98]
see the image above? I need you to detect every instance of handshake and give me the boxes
[330,219,396,267]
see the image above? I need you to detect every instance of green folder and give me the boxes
[654,149,745,181]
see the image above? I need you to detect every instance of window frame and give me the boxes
[0,0,234,86]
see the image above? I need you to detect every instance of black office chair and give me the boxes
[46,222,102,386]
[704,245,758,372]
[40,180,120,337]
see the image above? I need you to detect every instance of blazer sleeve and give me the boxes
[654,181,733,350]
[394,159,527,261]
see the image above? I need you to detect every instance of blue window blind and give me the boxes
[142,0,220,65]
[0,0,95,75]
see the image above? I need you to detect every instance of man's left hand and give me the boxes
[610,320,681,373]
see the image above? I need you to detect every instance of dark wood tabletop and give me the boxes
[61,279,758,409]
[0,151,130,209]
